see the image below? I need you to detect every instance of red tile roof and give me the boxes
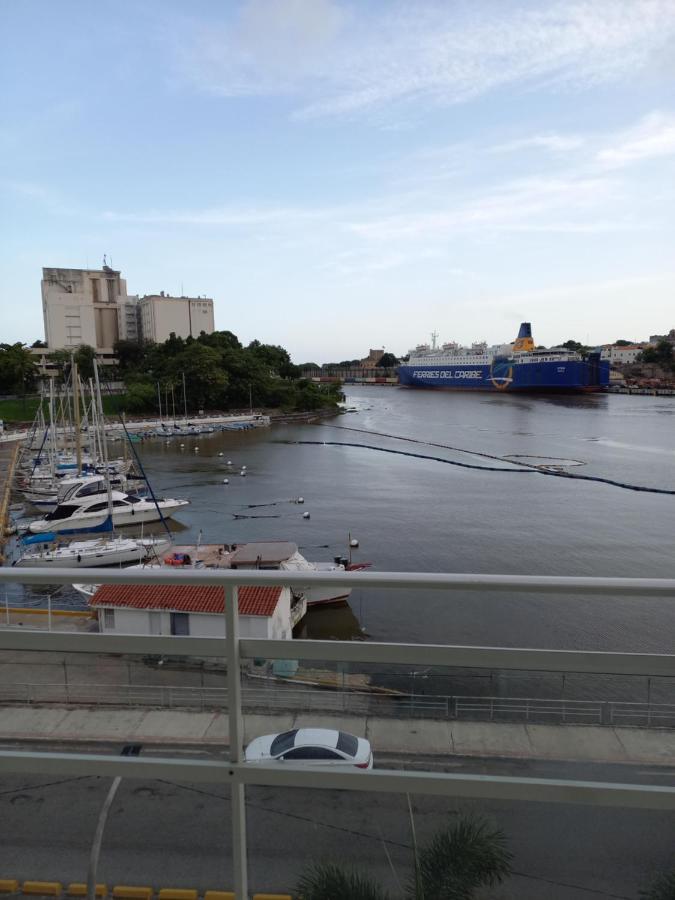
[91,584,283,617]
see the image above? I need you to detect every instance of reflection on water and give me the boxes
[295,600,364,641]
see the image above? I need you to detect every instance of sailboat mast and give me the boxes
[182,372,187,422]
[157,382,163,423]
[72,359,82,476]
[93,359,114,527]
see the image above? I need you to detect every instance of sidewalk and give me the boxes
[1,704,674,766]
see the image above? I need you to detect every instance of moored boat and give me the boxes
[398,322,610,392]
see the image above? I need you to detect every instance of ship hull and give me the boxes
[397,358,609,392]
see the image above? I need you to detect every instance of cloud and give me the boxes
[101,205,334,227]
[490,134,585,154]
[596,111,675,167]
[169,0,675,118]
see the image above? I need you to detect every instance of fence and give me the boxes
[5,680,675,728]
[2,566,675,899]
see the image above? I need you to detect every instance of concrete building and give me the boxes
[600,344,648,365]
[41,266,128,351]
[91,583,298,641]
[117,294,141,343]
[138,293,215,344]
[360,348,385,369]
[649,329,675,345]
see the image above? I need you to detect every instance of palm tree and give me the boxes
[296,861,391,899]
[296,813,512,900]
[640,872,675,899]
[409,814,513,899]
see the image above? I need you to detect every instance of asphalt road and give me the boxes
[1,743,674,899]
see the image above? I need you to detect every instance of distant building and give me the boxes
[41,265,128,351]
[360,348,385,369]
[649,329,675,345]
[600,344,648,365]
[91,583,297,641]
[138,293,215,343]
[117,294,141,343]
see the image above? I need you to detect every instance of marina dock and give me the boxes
[0,441,20,564]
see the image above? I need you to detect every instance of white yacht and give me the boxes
[13,535,171,568]
[28,491,190,534]
[73,540,358,606]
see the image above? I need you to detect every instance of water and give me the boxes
[131,388,675,654]
[9,387,675,699]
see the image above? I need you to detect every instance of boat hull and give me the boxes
[397,357,609,392]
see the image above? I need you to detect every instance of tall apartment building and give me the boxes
[41,266,128,350]
[138,293,215,343]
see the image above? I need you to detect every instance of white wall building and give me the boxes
[117,294,141,343]
[41,266,128,350]
[600,344,647,364]
[138,294,215,344]
[91,583,302,641]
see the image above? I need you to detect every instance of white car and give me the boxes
[245,728,373,769]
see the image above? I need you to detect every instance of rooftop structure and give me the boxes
[138,293,215,343]
[41,265,128,351]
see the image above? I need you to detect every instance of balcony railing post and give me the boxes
[224,583,248,900]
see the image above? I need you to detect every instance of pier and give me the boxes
[0,441,20,564]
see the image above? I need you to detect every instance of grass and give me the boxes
[0,394,135,425]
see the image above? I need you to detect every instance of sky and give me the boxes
[1,0,675,362]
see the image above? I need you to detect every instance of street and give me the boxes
[1,743,674,898]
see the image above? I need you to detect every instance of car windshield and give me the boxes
[336,732,358,757]
[270,730,298,756]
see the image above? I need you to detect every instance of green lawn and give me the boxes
[0,394,130,424]
[0,396,44,424]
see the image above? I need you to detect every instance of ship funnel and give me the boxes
[513,322,535,353]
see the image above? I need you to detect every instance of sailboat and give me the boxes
[23,359,189,537]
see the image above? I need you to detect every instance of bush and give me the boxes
[297,862,391,900]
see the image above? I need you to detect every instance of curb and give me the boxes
[0,883,292,900]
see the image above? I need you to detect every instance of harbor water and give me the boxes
[8,387,675,698]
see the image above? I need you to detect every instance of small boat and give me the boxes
[73,541,366,606]
[23,473,131,511]
[28,491,190,534]
[13,535,171,568]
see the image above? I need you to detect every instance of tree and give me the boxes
[560,340,590,358]
[247,341,299,378]
[73,344,96,380]
[615,339,633,346]
[640,872,675,899]
[114,339,146,373]
[378,352,399,368]
[638,340,675,371]
[0,343,38,394]
[31,339,47,348]
[296,813,512,900]
[410,814,513,899]
[297,863,390,900]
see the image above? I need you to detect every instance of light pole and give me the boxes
[87,744,141,900]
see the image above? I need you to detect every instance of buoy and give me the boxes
[227,459,232,465]
[240,470,246,477]
[297,497,305,504]
[350,538,359,548]
[180,443,185,448]
[302,511,310,519]
[194,447,200,452]
[218,452,224,457]
[223,478,229,484]
[242,465,247,470]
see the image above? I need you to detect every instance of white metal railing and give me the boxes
[7,680,675,729]
[1,566,675,898]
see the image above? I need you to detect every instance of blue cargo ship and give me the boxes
[397,323,609,392]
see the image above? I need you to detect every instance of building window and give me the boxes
[170,612,190,635]
[91,279,99,302]
[107,279,116,303]
[103,609,115,629]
